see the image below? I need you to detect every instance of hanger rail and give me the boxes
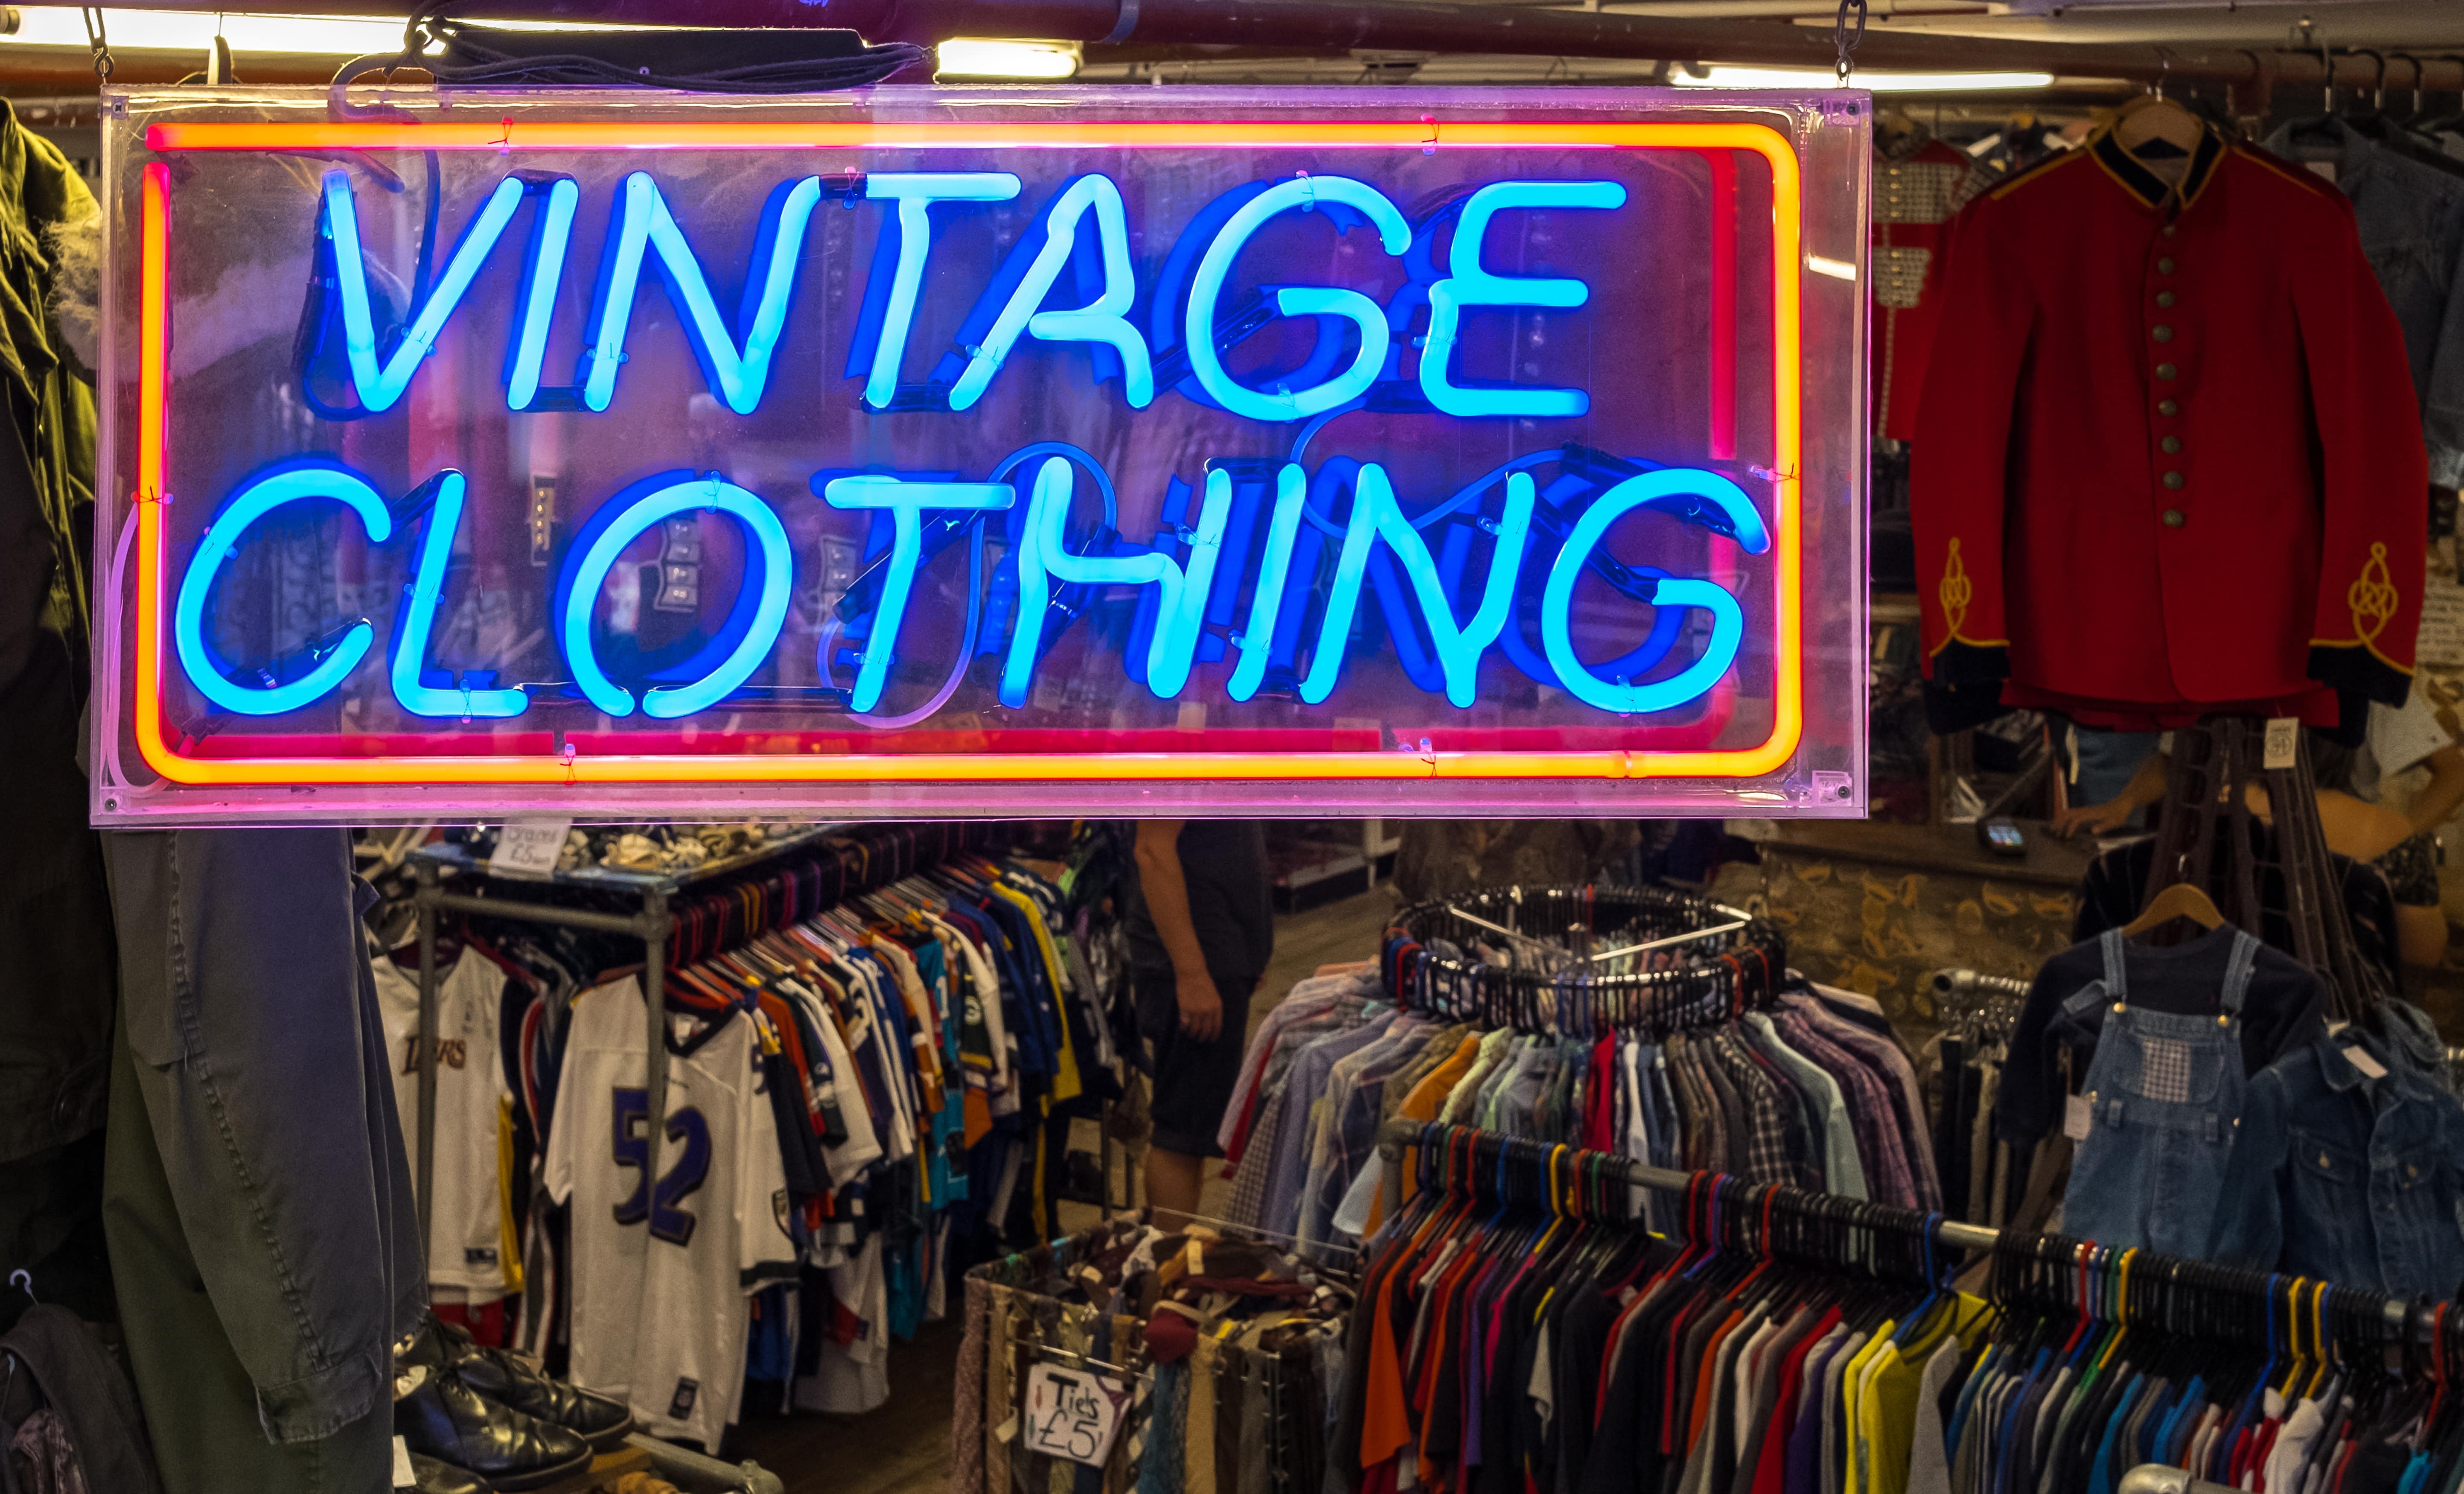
[1374,1119,2429,1342]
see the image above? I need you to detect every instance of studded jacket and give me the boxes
[1870,131,1983,442]
[1912,124,2428,724]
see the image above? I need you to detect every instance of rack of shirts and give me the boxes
[953,1214,1354,1494]
[399,821,1132,1450]
[1216,884,1942,1260]
[1337,1119,2448,1494]
[1921,969,2026,1234]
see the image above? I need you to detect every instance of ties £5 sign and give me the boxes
[90,86,1869,824]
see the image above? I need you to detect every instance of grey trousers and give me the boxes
[101,828,423,1494]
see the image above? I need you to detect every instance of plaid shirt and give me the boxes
[1775,1011,1919,1210]
[1786,994,1945,1211]
[1709,1030,1798,1188]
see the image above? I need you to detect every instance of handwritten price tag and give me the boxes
[489,817,573,878]
[1023,1363,1127,1468]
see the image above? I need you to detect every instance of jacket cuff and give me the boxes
[2308,642,2412,708]
[1928,639,2011,689]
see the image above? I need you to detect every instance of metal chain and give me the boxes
[1833,0,1867,83]
[80,7,113,82]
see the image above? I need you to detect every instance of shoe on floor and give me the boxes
[393,1363,594,1493]
[402,1317,635,1452]
[409,1451,498,1494]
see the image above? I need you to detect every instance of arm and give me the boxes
[2407,744,2464,837]
[1134,820,1222,1041]
[2050,746,2171,839]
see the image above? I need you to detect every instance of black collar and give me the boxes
[2091,122,2225,211]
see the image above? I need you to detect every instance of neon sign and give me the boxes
[93,89,1869,823]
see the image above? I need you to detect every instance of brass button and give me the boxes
[2156,363,2178,380]
[2155,291,2176,308]
[2163,472,2186,490]
[2163,508,2186,526]
[2157,257,2176,274]
[2152,324,2175,342]
[2161,436,2183,454]
[2162,224,2178,236]
[2158,399,2179,416]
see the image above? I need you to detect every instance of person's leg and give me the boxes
[1145,1147,1207,1231]
[1137,975,1256,1233]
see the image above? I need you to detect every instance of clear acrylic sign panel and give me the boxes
[92,85,1868,824]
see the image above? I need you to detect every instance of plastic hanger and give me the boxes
[2112,92,2203,158]
[2120,880,2227,938]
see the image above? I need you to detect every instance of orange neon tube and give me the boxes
[129,120,1805,788]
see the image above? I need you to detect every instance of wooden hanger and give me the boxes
[2118,880,2227,938]
[2111,94,2204,157]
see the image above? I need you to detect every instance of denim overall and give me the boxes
[2059,928,2259,1255]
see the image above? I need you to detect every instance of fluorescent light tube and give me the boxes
[936,38,1081,80]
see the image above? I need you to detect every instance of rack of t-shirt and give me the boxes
[1335,1118,2449,1494]
[953,1213,1354,1494]
[1919,970,2027,1236]
[393,819,1133,1452]
[1216,884,1945,1261]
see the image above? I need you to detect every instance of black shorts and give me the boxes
[1135,974,1257,1159]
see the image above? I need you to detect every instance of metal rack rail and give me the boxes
[1372,1119,2429,1340]
[407,826,841,1241]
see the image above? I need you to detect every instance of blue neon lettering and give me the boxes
[1301,465,1534,707]
[1418,181,1625,418]
[999,456,1200,706]
[1185,176,1412,422]
[823,475,1016,713]
[391,471,528,719]
[556,473,795,718]
[321,171,526,414]
[580,173,823,415]
[1147,467,1236,697]
[505,177,580,411]
[948,175,1153,411]
[854,173,1023,409]
[1226,464,1308,703]
[175,460,393,715]
[1541,470,1755,713]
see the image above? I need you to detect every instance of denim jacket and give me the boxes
[2263,118,2464,486]
[2209,1026,2464,1297]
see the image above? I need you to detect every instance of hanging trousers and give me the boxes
[100,827,424,1494]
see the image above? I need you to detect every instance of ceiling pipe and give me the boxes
[79,0,2464,90]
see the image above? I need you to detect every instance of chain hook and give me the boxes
[80,7,113,82]
[1833,0,1868,84]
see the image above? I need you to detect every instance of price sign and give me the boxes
[1022,1363,1128,1468]
[488,817,574,878]
[2263,717,2300,771]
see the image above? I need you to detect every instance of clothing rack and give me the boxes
[405,820,1008,1249]
[1388,883,1787,1034]
[1372,1119,2432,1343]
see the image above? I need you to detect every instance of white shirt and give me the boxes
[373,952,511,1295]
[544,978,797,1449]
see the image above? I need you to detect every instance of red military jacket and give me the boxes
[1911,123,2427,725]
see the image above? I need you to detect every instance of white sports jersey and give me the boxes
[373,952,512,1295]
[544,978,796,1450]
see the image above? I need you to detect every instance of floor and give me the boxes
[731,884,1400,1494]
